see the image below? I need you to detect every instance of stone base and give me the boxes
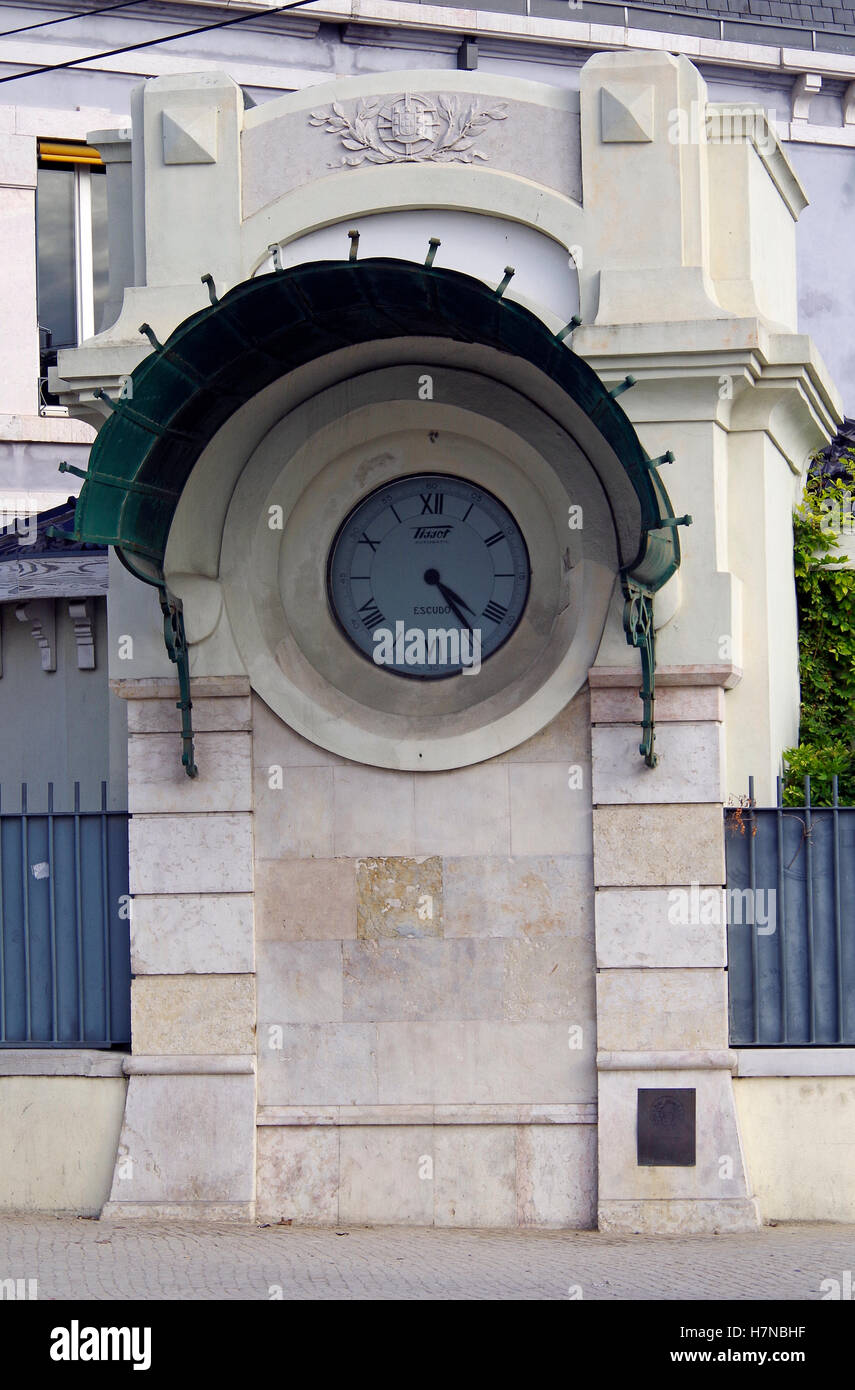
[103,1072,256,1216]
[101,1202,255,1222]
[598,1198,761,1235]
[256,1119,598,1228]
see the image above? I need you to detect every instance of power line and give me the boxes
[0,0,321,85]
[0,2,149,40]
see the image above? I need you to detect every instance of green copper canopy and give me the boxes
[67,255,689,770]
[70,256,684,590]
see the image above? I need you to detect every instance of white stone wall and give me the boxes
[0,1065,126,1216]
[253,689,598,1227]
[735,1075,855,1222]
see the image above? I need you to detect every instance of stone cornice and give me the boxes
[577,319,842,461]
[110,674,251,700]
[105,0,855,83]
[590,663,742,689]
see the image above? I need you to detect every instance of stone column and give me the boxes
[87,128,134,335]
[590,666,760,1234]
[0,123,38,418]
[102,675,256,1221]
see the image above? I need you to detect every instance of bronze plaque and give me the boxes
[637,1088,696,1166]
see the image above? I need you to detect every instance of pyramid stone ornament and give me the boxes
[162,106,219,165]
[600,84,655,143]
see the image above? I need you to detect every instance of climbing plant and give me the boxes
[782,460,855,806]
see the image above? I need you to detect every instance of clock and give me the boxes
[326,473,531,678]
[210,364,619,770]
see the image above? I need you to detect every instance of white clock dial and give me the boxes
[327,472,531,678]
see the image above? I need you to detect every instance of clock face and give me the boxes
[327,472,531,679]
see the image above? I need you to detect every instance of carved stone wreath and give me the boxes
[308,92,508,166]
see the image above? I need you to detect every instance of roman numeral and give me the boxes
[358,532,379,552]
[358,597,384,630]
[420,493,444,514]
[484,531,505,547]
[483,600,508,624]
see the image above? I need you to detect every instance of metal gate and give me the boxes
[726,776,855,1046]
[0,783,130,1048]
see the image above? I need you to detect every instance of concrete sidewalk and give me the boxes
[1,1217,853,1300]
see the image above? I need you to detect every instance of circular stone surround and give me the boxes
[218,359,620,769]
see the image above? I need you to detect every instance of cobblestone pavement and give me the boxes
[0,1217,853,1300]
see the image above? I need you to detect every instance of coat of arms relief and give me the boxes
[308,92,508,166]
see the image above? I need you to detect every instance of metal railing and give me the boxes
[0,783,130,1048]
[726,775,855,1046]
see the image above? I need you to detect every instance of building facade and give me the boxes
[1,0,854,1229]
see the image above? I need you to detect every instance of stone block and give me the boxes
[255,858,356,940]
[414,764,510,855]
[339,1126,435,1225]
[105,1073,255,1206]
[598,1197,761,1234]
[376,1022,596,1105]
[129,813,253,894]
[597,1066,752,1203]
[503,938,596,1022]
[333,766,415,856]
[257,1024,378,1106]
[129,732,252,813]
[128,696,251,733]
[596,969,729,1052]
[593,804,725,886]
[257,941,343,1024]
[342,940,504,1022]
[256,1126,339,1225]
[356,856,443,939]
[516,1124,597,1228]
[592,723,724,804]
[434,1126,517,1227]
[498,688,591,762]
[131,975,256,1055]
[131,893,254,974]
[253,766,333,859]
[595,887,726,968]
[509,764,593,855]
[443,855,594,939]
[0,131,36,187]
[252,693,343,767]
[590,685,723,724]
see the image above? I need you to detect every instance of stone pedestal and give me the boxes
[101,677,257,1221]
[591,667,760,1233]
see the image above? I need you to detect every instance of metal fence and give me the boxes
[0,783,130,1048]
[726,776,855,1046]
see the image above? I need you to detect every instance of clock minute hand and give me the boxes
[436,584,469,628]
[437,581,476,618]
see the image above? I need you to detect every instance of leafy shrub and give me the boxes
[782,466,855,806]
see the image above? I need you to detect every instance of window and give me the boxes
[36,140,109,408]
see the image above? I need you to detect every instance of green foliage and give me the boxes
[782,464,855,806]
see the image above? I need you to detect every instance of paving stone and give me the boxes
[0,1215,851,1300]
